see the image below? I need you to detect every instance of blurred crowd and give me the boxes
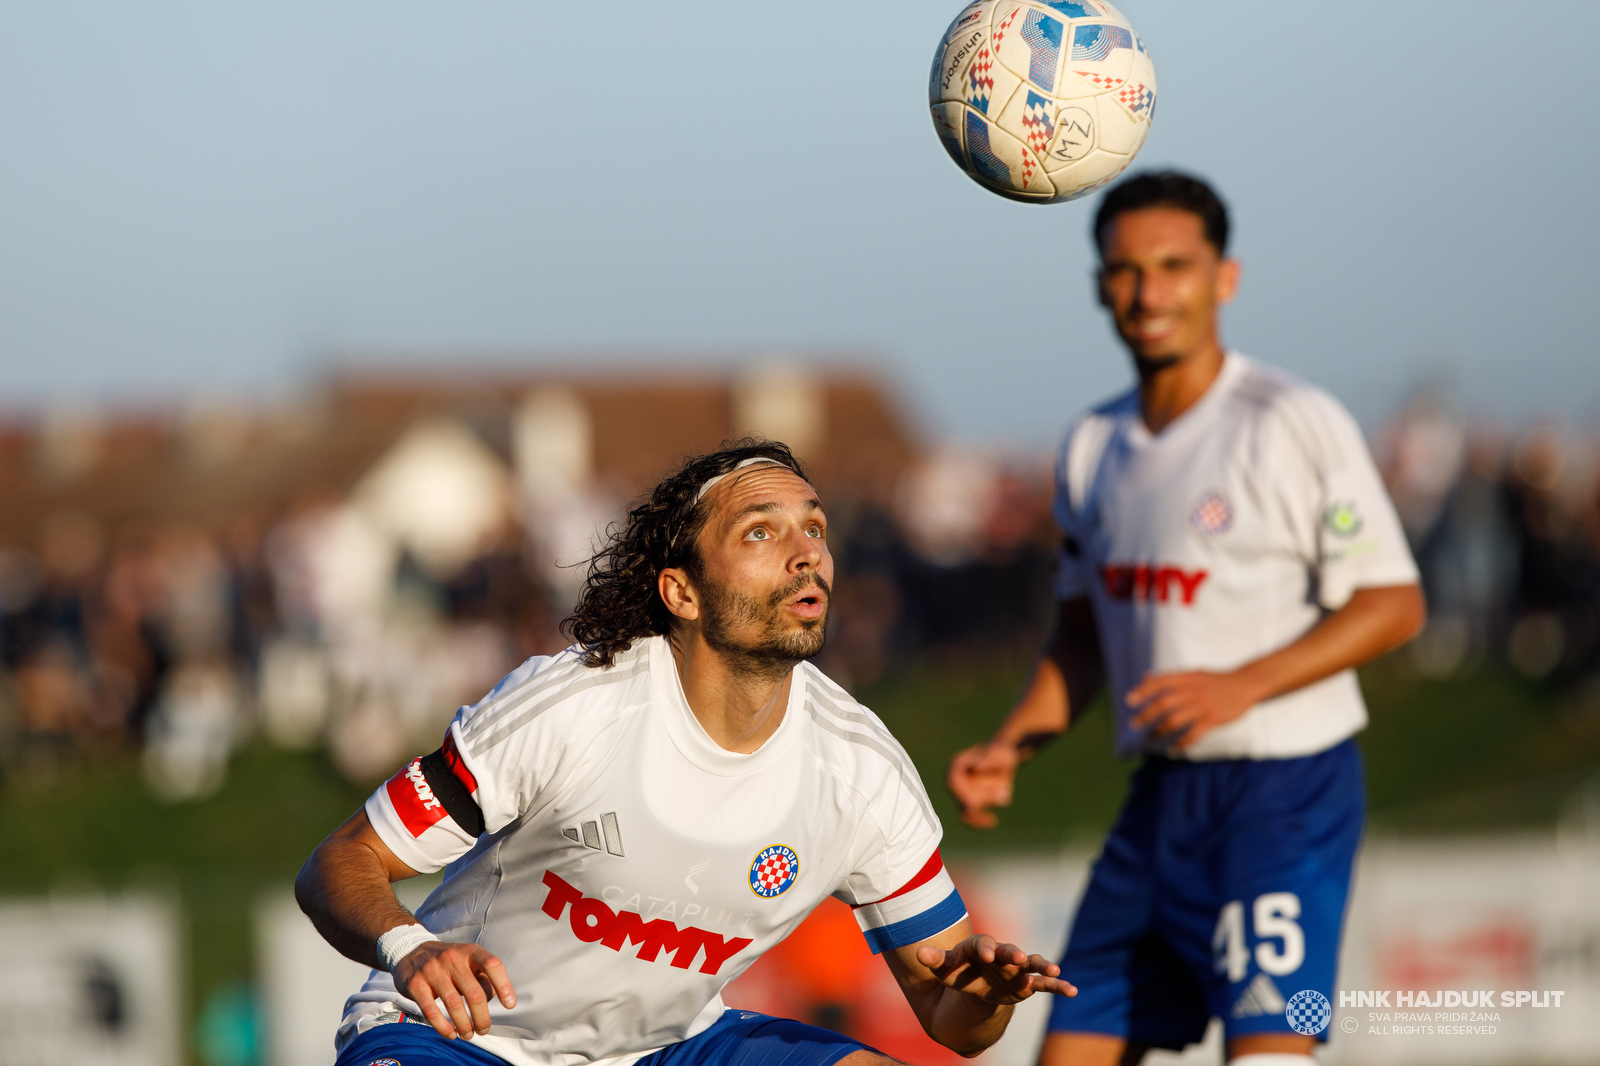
[1378,395,1600,688]
[0,429,1055,797]
[8,385,1600,799]
[0,502,545,797]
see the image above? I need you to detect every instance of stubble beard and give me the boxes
[1132,352,1183,377]
[698,571,830,683]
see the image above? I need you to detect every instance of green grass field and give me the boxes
[3,651,1598,1063]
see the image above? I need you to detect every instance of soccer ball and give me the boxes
[929,0,1156,203]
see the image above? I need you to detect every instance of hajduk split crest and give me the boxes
[748,844,800,898]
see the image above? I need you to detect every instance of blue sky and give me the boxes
[0,1,1594,443]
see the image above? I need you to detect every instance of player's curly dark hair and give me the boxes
[1094,170,1230,257]
[562,439,809,667]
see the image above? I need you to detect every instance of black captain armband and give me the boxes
[418,748,486,838]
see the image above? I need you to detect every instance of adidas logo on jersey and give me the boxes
[1232,972,1287,1017]
[563,812,625,856]
[1100,563,1208,605]
[540,870,751,976]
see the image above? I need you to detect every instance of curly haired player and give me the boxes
[297,440,1075,1066]
[948,173,1425,1066]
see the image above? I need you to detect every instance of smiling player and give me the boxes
[297,441,1075,1066]
[947,173,1425,1065]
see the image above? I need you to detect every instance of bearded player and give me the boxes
[298,442,1075,1066]
[947,173,1425,1066]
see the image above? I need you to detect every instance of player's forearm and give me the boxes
[992,602,1104,754]
[295,830,419,969]
[922,990,1013,1057]
[1232,584,1425,704]
[990,656,1072,755]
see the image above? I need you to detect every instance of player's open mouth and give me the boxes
[786,589,827,620]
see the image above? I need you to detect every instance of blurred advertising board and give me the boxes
[256,878,436,1066]
[0,894,181,1066]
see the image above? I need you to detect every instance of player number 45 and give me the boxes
[1212,892,1304,982]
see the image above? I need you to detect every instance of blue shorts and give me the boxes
[1048,739,1364,1049]
[335,1010,877,1066]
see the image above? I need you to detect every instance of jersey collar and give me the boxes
[647,634,804,777]
[1125,351,1249,447]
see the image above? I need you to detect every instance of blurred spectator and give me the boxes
[1376,391,1467,545]
[1374,401,1600,687]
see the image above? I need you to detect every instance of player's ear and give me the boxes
[1215,257,1241,306]
[1094,266,1111,308]
[658,567,700,622]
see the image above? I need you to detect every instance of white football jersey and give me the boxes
[1054,354,1418,761]
[340,635,961,1066]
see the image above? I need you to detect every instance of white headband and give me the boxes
[693,457,787,504]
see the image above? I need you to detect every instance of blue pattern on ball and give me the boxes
[963,111,1011,186]
[1020,11,1063,92]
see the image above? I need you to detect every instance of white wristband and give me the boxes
[377,924,440,972]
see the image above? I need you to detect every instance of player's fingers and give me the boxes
[948,773,993,807]
[1017,953,1059,976]
[1126,671,1183,704]
[440,985,475,1039]
[1172,718,1219,749]
[1126,679,1180,715]
[954,776,1009,807]
[448,957,493,1035]
[948,745,988,776]
[1150,698,1211,736]
[973,747,1019,773]
[424,964,475,1039]
[1030,974,1079,997]
[1133,689,1193,730]
[960,806,999,829]
[474,950,518,1009]
[915,944,952,971]
[1129,700,1173,730]
[405,973,458,1040]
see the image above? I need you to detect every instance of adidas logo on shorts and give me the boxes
[1231,972,1286,1017]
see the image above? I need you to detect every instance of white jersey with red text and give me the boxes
[339,634,962,1066]
[1054,353,1418,761]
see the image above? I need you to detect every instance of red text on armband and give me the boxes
[442,732,479,795]
[387,758,449,837]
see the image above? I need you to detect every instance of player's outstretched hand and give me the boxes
[947,742,1020,829]
[915,934,1077,1005]
[1126,668,1260,749]
[394,940,518,1040]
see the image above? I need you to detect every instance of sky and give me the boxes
[0,1,1594,445]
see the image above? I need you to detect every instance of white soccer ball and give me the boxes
[929,0,1156,203]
